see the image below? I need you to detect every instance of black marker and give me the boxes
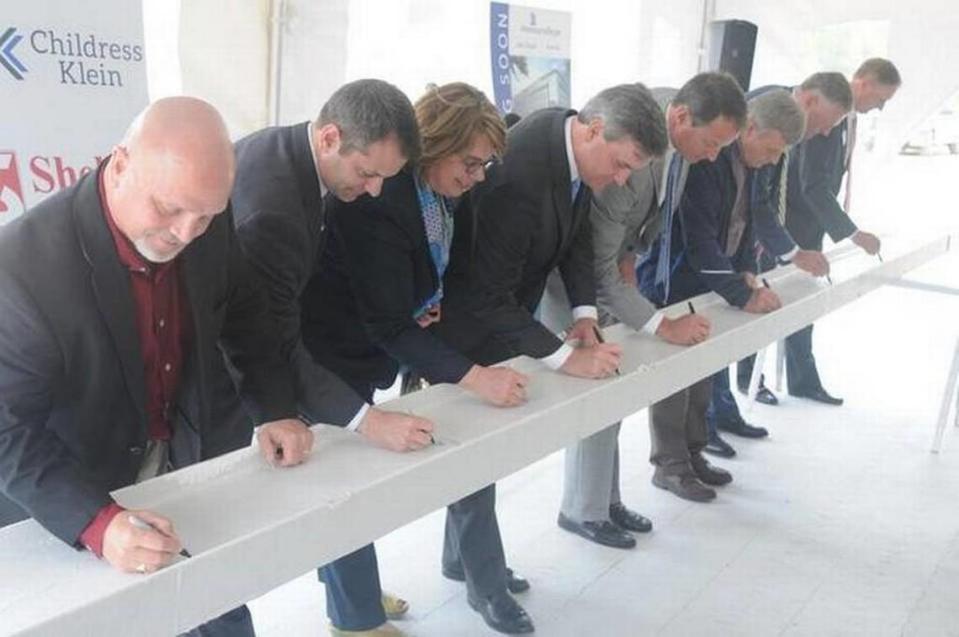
[761,277,771,289]
[687,301,696,314]
[129,515,192,558]
[592,325,621,376]
[877,252,884,263]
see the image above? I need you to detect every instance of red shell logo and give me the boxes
[0,151,26,222]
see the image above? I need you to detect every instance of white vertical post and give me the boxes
[775,338,786,392]
[745,347,767,413]
[931,336,959,453]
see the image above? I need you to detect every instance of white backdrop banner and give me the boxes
[0,1,147,226]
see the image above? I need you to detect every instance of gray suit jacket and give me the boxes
[541,88,677,334]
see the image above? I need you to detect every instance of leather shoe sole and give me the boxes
[557,513,636,549]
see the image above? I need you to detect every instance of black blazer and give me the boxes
[436,107,596,364]
[232,122,367,425]
[786,119,857,250]
[0,167,295,546]
[300,170,473,390]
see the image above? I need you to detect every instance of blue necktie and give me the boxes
[654,153,683,304]
[570,178,581,203]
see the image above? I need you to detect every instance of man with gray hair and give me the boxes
[707,72,853,445]
[434,83,667,633]
[230,79,431,637]
[539,72,744,541]
[637,89,806,502]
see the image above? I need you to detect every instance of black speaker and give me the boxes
[707,20,758,91]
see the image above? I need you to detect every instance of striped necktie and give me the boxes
[777,150,789,224]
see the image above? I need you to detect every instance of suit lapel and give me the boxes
[73,167,148,434]
[549,110,575,248]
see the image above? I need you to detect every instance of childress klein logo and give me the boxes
[0,151,26,223]
[0,27,27,80]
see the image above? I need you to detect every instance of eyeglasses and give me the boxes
[462,155,499,177]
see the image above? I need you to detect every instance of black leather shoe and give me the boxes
[467,591,535,634]
[716,417,769,439]
[609,502,652,533]
[738,377,779,406]
[790,386,844,406]
[652,470,716,502]
[557,513,636,548]
[703,430,736,458]
[442,564,530,595]
[754,386,779,405]
[690,453,733,486]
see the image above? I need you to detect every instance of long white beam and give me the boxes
[0,235,950,636]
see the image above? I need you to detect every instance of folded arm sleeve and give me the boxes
[233,209,367,425]
[467,186,564,359]
[679,163,753,307]
[752,160,799,258]
[335,202,474,384]
[0,271,113,547]
[798,136,858,242]
[590,195,658,331]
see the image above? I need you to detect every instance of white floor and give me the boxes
[250,155,959,637]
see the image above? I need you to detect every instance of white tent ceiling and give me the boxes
[143,0,958,165]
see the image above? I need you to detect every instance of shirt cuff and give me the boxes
[541,343,575,370]
[780,245,799,262]
[79,502,125,558]
[571,305,598,321]
[642,312,665,335]
[345,403,370,433]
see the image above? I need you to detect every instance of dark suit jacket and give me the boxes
[436,108,595,364]
[638,144,757,308]
[786,118,857,250]
[231,122,367,425]
[744,85,801,261]
[300,170,474,390]
[0,167,295,546]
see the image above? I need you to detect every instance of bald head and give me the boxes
[104,97,235,263]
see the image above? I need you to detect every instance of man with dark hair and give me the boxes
[230,78,431,637]
[433,84,664,626]
[782,59,901,406]
[540,72,743,541]
[638,90,807,501]
[707,73,850,445]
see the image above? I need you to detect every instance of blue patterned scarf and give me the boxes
[413,173,455,320]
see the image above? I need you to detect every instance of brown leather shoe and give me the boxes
[652,470,716,502]
[690,453,733,486]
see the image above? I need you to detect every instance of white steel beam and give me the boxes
[0,235,950,636]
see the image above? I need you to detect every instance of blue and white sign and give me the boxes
[489,3,571,117]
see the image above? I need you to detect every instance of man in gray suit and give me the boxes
[540,73,745,546]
